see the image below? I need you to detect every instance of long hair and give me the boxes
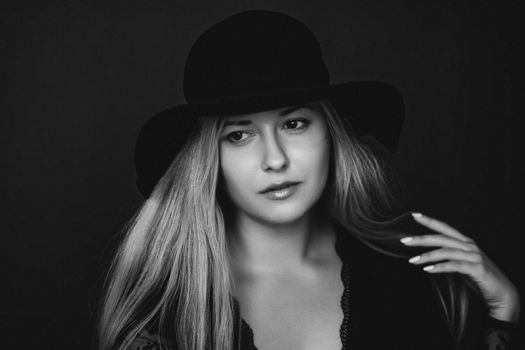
[98,100,472,350]
[319,100,471,349]
[98,117,234,350]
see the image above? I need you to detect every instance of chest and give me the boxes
[235,261,344,350]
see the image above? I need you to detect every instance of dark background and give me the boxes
[1,0,524,349]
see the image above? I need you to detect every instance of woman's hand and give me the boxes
[400,212,521,323]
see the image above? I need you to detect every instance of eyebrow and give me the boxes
[223,105,306,127]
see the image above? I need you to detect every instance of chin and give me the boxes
[252,202,313,225]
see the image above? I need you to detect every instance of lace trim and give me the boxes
[241,317,257,350]
[240,227,350,350]
[131,329,175,350]
[335,229,350,350]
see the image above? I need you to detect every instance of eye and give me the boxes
[224,131,252,145]
[283,119,309,132]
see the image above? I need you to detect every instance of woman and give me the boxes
[98,10,521,350]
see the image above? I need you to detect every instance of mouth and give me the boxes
[260,181,301,194]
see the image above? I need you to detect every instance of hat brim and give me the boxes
[135,80,404,197]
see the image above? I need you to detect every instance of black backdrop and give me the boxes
[2,1,524,349]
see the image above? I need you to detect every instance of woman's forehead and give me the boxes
[221,101,323,123]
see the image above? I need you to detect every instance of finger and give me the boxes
[411,213,473,242]
[401,234,479,252]
[408,247,482,265]
[421,260,483,277]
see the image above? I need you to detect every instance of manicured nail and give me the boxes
[400,237,413,244]
[408,256,421,263]
[411,212,423,218]
[423,265,435,271]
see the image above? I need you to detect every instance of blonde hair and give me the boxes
[98,100,470,350]
[319,101,470,348]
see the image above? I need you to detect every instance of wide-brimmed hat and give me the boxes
[135,10,405,198]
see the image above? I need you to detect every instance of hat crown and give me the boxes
[183,10,330,104]
[135,10,405,198]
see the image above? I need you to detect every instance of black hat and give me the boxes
[135,10,405,198]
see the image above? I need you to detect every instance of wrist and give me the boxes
[489,288,521,323]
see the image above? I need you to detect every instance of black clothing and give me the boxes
[130,223,521,349]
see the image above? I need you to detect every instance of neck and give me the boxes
[227,210,333,275]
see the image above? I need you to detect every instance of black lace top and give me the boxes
[130,223,522,350]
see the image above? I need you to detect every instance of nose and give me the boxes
[261,131,289,172]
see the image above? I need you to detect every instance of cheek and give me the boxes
[219,147,254,195]
[313,142,330,186]
[219,149,236,190]
[296,132,330,181]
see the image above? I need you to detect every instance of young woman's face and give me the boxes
[219,102,330,225]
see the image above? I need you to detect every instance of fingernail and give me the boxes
[423,265,435,271]
[400,237,413,244]
[411,212,423,218]
[408,256,421,263]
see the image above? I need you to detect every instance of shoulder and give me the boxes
[128,328,176,350]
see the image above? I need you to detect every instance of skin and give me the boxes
[219,101,343,349]
[219,102,333,274]
[402,213,521,322]
[218,101,520,334]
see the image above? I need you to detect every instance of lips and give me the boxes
[260,181,301,193]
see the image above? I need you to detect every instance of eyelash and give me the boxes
[224,119,310,145]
